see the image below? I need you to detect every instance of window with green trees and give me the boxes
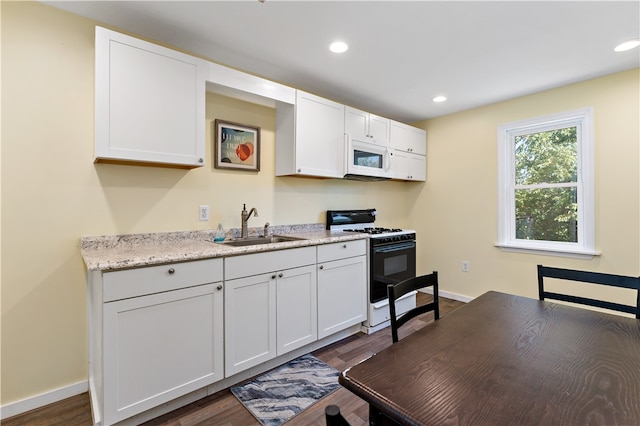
[497,108,596,257]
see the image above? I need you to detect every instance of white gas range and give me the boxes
[326,209,417,333]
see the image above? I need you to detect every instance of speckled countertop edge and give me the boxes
[80,224,368,271]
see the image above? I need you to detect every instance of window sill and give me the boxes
[494,243,601,259]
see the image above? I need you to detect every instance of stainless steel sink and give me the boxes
[216,235,305,247]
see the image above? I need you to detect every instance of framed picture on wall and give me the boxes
[214,119,261,171]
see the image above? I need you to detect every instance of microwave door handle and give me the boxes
[385,147,392,172]
[345,133,350,172]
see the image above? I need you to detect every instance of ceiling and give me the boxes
[42,1,639,123]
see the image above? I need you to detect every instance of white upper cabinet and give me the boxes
[95,27,208,168]
[390,120,427,155]
[393,150,427,181]
[389,120,427,181]
[276,90,345,178]
[345,106,390,146]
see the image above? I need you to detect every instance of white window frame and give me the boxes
[496,107,598,259]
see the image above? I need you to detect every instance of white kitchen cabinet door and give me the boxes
[276,90,345,178]
[389,120,427,155]
[102,283,223,425]
[345,106,390,146]
[317,255,367,339]
[276,265,318,356]
[392,150,426,181]
[224,273,277,376]
[95,27,207,168]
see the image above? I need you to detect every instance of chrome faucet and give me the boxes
[263,222,270,237]
[241,204,258,238]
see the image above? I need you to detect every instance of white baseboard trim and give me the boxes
[418,288,474,303]
[0,380,88,421]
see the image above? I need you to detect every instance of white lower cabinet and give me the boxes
[224,272,276,376]
[317,240,367,339]
[103,285,222,424]
[276,265,317,355]
[224,247,317,376]
[88,241,367,425]
[92,258,224,426]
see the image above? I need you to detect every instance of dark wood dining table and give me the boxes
[339,291,640,426]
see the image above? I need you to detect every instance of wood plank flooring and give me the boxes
[4,295,464,426]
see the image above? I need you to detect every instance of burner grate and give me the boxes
[342,227,404,234]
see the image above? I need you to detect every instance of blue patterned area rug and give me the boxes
[230,354,340,426]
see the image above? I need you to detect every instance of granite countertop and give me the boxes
[80,224,367,272]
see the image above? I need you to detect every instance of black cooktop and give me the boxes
[342,227,404,234]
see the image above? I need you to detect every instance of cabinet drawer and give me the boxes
[317,239,367,263]
[103,258,223,302]
[225,247,315,280]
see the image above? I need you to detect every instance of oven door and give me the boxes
[370,240,416,303]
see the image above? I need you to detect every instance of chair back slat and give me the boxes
[388,272,440,343]
[537,265,640,318]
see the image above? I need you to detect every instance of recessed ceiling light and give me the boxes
[432,95,447,103]
[329,41,349,54]
[614,39,640,52]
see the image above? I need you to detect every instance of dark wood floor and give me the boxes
[4,294,464,426]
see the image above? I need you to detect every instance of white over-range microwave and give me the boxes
[344,134,393,181]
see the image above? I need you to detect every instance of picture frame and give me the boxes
[214,119,261,171]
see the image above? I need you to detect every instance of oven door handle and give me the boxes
[373,241,416,253]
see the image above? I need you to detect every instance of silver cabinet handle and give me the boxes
[168,268,175,274]
[198,158,204,163]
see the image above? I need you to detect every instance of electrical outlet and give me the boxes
[199,205,209,221]
[462,261,470,272]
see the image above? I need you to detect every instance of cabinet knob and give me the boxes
[278,272,284,278]
[217,284,223,290]
[168,268,175,274]
[343,244,347,249]
[319,265,324,270]
[198,158,204,163]
[271,274,277,279]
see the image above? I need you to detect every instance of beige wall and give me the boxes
[2,0,639,408]
[412,68,639,301]
[0,1,410,405]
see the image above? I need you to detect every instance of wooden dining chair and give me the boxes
[387,272,440,343]
[325,404,351,426]
[537,265,640,318]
